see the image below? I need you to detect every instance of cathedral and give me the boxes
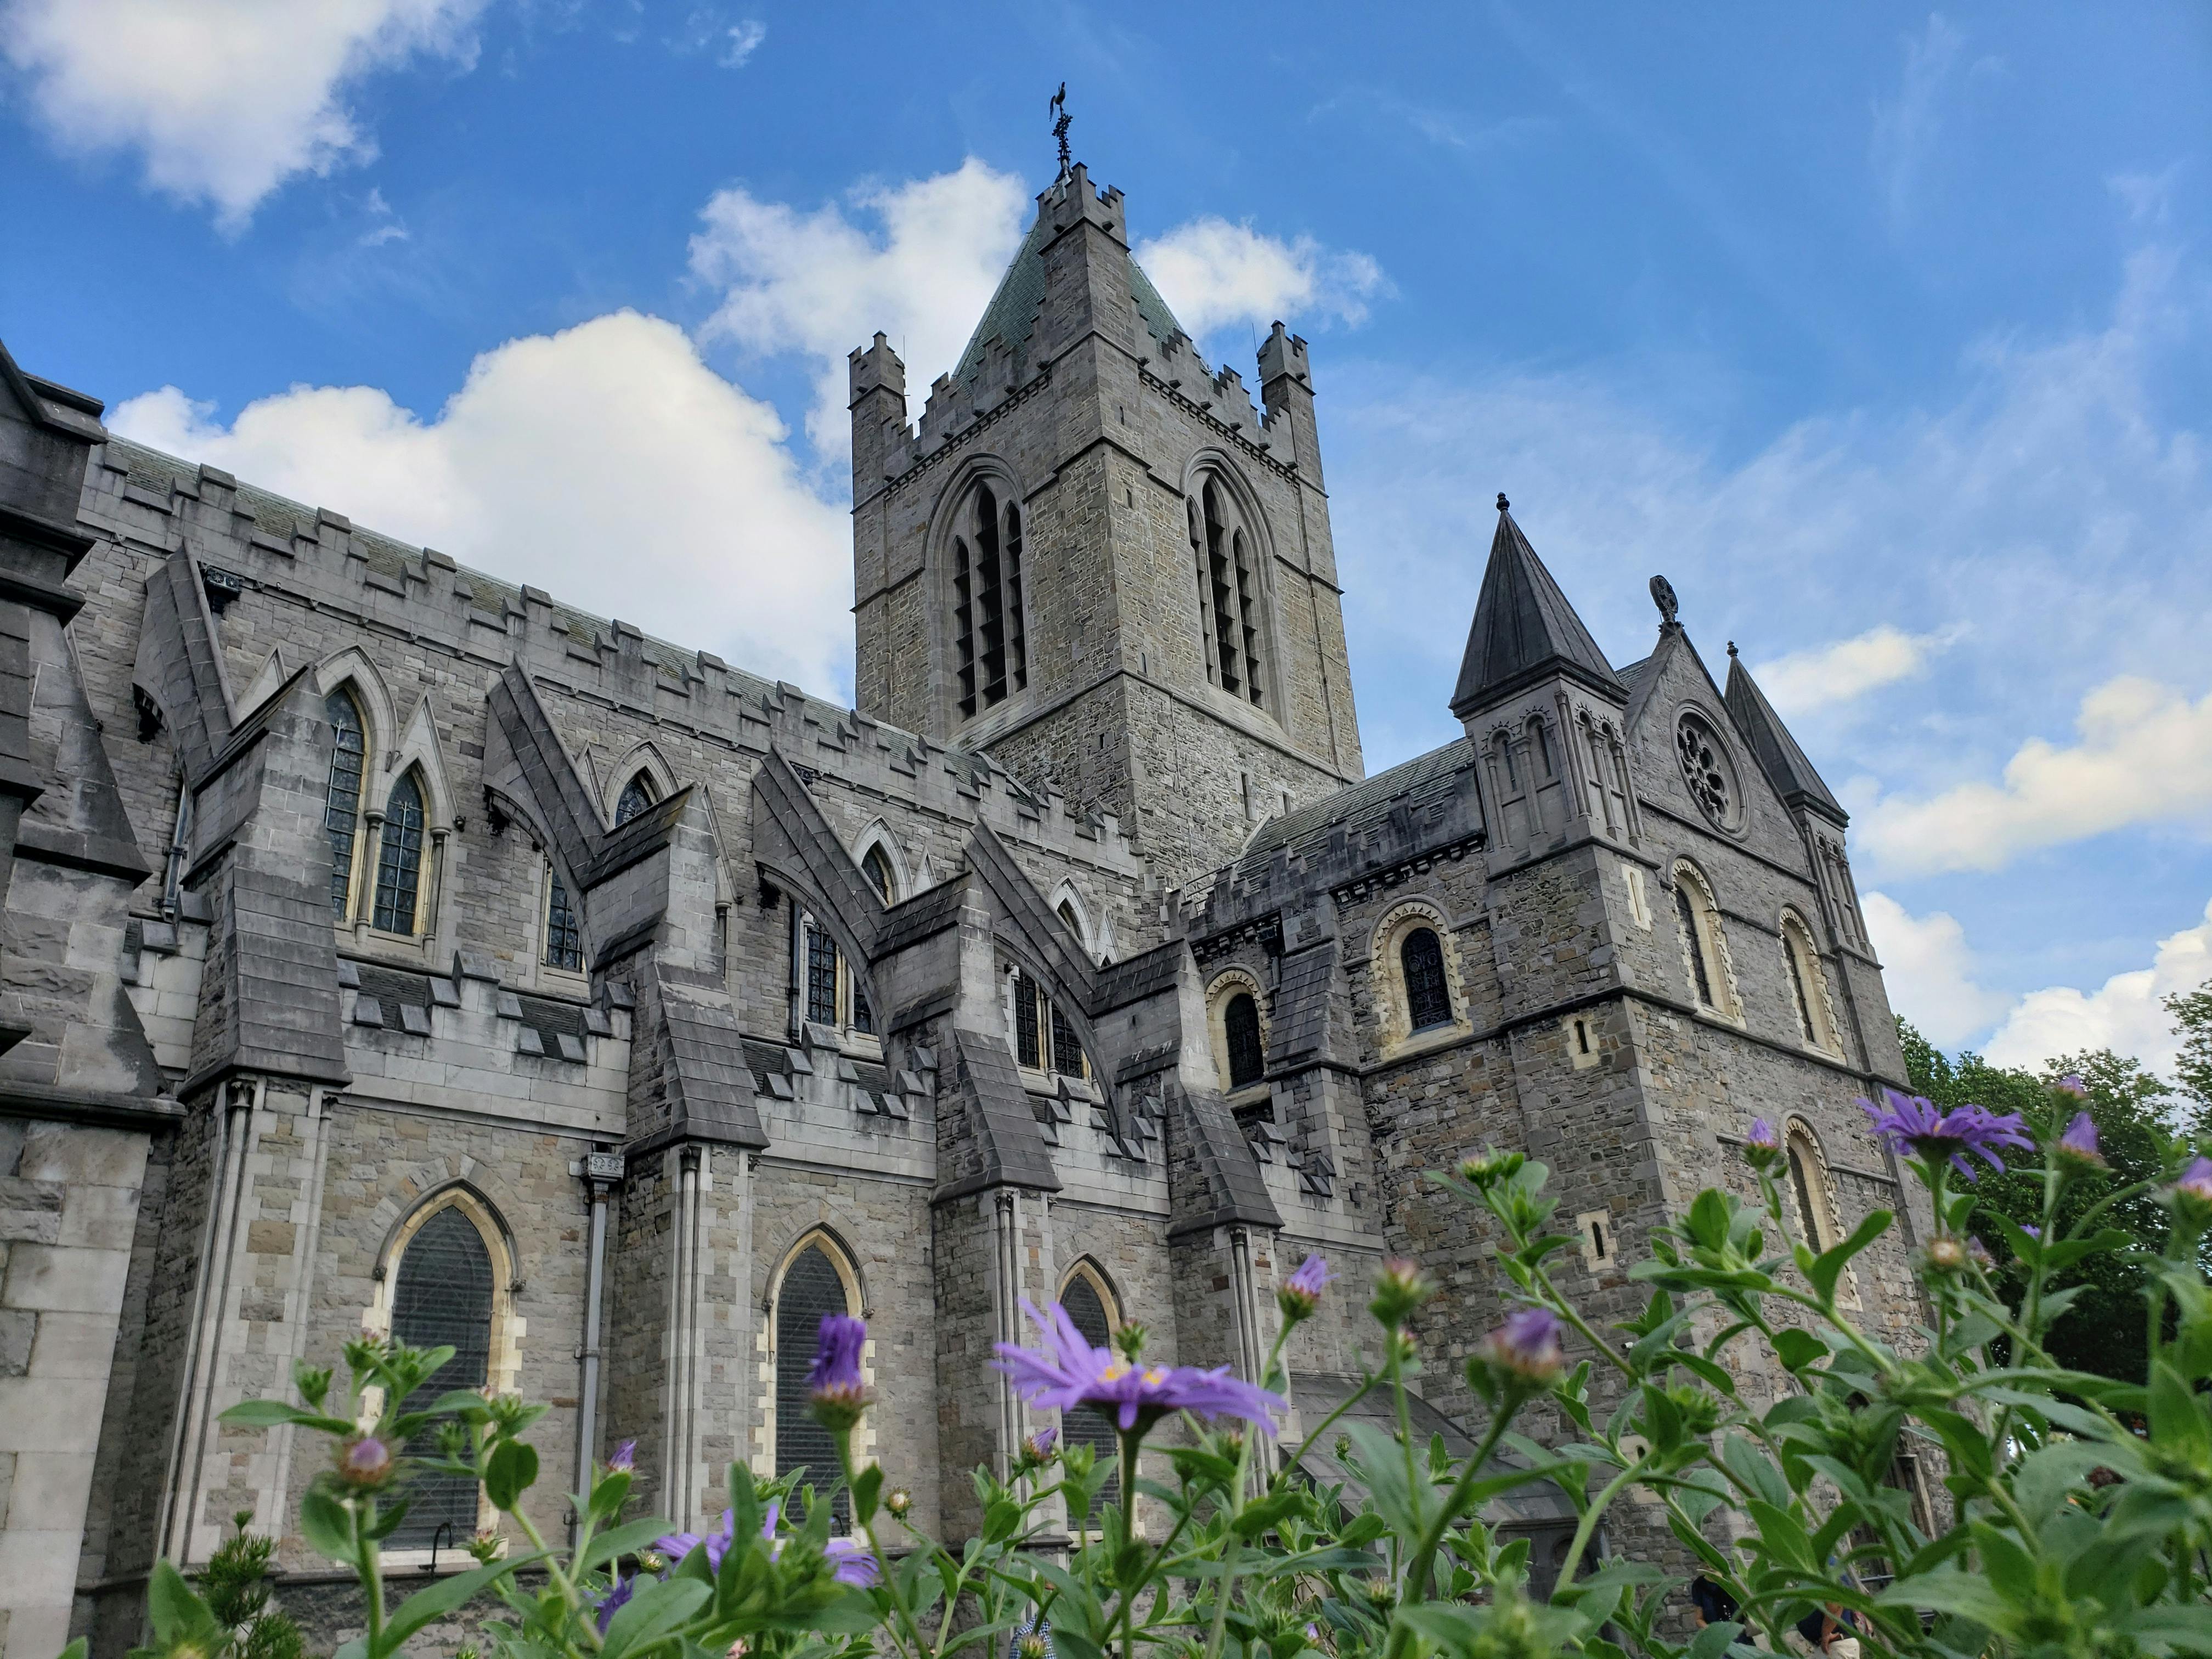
[0,161,1930,1655]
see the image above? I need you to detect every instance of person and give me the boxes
[1822,1604,1861,1659]
[1689,1576,1740,1629]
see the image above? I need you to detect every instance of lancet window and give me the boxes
[953,482,1026,719]
[372,771,427,934]
[324,689,367,915]
[1189,478,1266,707]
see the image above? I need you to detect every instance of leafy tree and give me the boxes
[1899,1022,2188,1383]
[2165,978,2212,1135]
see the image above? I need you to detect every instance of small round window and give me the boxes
[1675,713,1741,831]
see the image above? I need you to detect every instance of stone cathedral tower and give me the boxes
[848,163,1365,889]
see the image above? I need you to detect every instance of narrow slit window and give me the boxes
[324,690,365,915]
[372,772,426,934]
[1785,933,1816,1042]
[1589,1217,1608,1261]
[1675,883,1714,1007]
[544,867,582,971]
[774,1243,851,1525]
[1402,928,1452,1031]
[1224,992,1264,1088]
[388,1206,493,1547]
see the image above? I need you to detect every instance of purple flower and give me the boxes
[2055,1075,2089,1096]
[606,1438,636,1473]
[1859,1088,2033,1180]
[2172,1156,2212,1211]
[992,1299,1285,1435]
[1278,1254,1335,1321]
[1479,1306,1566,1386]
[595,1575,634,1633]
[2055,1111,2107,1169]
[825,1536,879,1587]
[655,1509,738,1573]
[1747,1119,1780,1151]
[1023,1424,1059,1464]
[810,1314,870,1429]
[2020,1224,2041,1240]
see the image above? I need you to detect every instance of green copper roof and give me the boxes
[952,195,1191,385]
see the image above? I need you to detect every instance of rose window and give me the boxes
[1677,715,1734,826]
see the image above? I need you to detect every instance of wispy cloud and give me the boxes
[0,0,488,229]
[1869,12,2002,232]
[1752,624,1946,718]
[720,18,765,67]
[1134,219,1389,340]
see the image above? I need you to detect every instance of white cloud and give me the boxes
[1863,890,2011,1050]
[689,159,1031,450]
[720,19,766,67]
[1983,897,2212,1075]
[110,312,853,692]
[1,0,487,228]
[1869,12,1998,232]
[1133,218,1387,340]
[1752,624,1942,717]
[1858,676,2212,876]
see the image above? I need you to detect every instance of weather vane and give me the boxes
[1051,83,1072,179]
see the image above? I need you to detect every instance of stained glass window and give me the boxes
[863,845,895,904]
[775,1243,851,1524]
[1014,974,1042,1069]
[1402,928,1451,1031]
[545,867,582,971]
[373,772,425,934]
[325,691,365,915]
[388,1206,493,1547]
[1224,992,1263,1088]
[806,927,839,1026]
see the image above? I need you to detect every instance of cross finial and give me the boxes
[1649,574,1679,627]
[1050,83,1072,179]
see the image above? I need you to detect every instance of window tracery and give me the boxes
[1057,1265,1121,1509]
[1676,712,1740,831]
[614,771,657,827]
[544,864,583,972]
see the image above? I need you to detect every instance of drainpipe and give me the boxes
[573,1147,622,1543]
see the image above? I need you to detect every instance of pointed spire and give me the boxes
[1450,496,1624,718]
[1723,652,1845,822]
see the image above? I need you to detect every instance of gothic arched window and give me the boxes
[953,483,1027,719]
[1224,992,1264,1089]
[1402,927,1452,1031]
[862,845,896,905]
[324,689,367,916]
[388,1204,494,1547]
[805,923,840,1028]
[1189,478,1266,707]
[1675,884,1713,1006]
[614,772,656,827]
[1672,865,1735,1016]
[775,1238,856,1523]
[1780,913,1839,1054]
[544,864,583,972]
[1058,1266,1121,1512]
[372,771,427,934]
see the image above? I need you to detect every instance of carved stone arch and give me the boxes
[1670,858,1742,1019]
[1778,1114,1860,1306]
[359,1175,527,1407]
[314,647,399,756]
[1368,896,1472,1054]
[1204,965,1269,1095]
[1058,1255,1124,1325]
[764,1221,868,1319]
[1046,878,1093,958]
[385,692,459,831]
[851,819,910,905]
[762,859,883,1034]
[1777,904,1842,1054]
[370,1175,522,1290]
[1178,448,1282,573]
[602,740,679,829]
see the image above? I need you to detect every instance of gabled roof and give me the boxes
[1724,652,1846,823]
[951,186,1191,385]
[1450,503,1624,718]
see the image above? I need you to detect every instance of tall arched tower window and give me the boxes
[324,689,367,916]
[614,771,657,826]
[1402,928,1452,1031]
[388,1204,494,1547]
[1058,1265,1121,1513]
[775,1237,857,1523]
[372,771,427,934]
[1224,992,1264,1088]
[1189,478,1266,708]
[952,482,1026,719]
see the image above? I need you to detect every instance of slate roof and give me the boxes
[951,202,1192,386]
[1450,505,1624,716]
[1725,653,1846,822]
[1239,737,1475,870]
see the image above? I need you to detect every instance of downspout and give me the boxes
[1227,1226,1269,1484]
[992,1189,1021,1478]
[573,1149,618,1542]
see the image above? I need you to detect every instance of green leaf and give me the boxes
[808,1589,884,1635]
[1722,1433,1790,1510]
[1876,1571,2012,1630]
[148,1561,218,1646]
[578,1517,676,1572]
[1809,1210,1890,1304]
[377,1554,542,1658]
[298,1487,357,1561]
[1771,1328,1826,1373]
[852,1462,883,1526]
[601,1576,711,1659]
[484,1438,539,1511]
[1685,1621,1741,1659]
[218,1398,356,1433]
[53,1643,87,1659]
[2147,1359,2211,1462]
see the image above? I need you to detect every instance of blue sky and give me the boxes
[4,2,2209,1075]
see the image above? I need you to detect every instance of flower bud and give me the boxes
[606,1437,636,1473]
[884,1487,912,1518]
[1743,1118,1783,1172]
[1457,1147,1524,1188]
[1476,1307,1565,1390]
[1369,1258,1433,1329]
[1924,1235,1968,1273]
[2053,1074,2089,1097]
[2168,1156,2212,1226]
[2056,1111,2107,1169]
[333,1434,394,1489]
[1113,1323,1149,1362]
[1277,1254,1334,1323]
[809,1314,870,1431]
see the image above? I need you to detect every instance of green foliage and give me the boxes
[2166,980,2212,1136]
[97,1083,2212,1659]
[124,1513,305,1659]
[1901,1020,2204,1381]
